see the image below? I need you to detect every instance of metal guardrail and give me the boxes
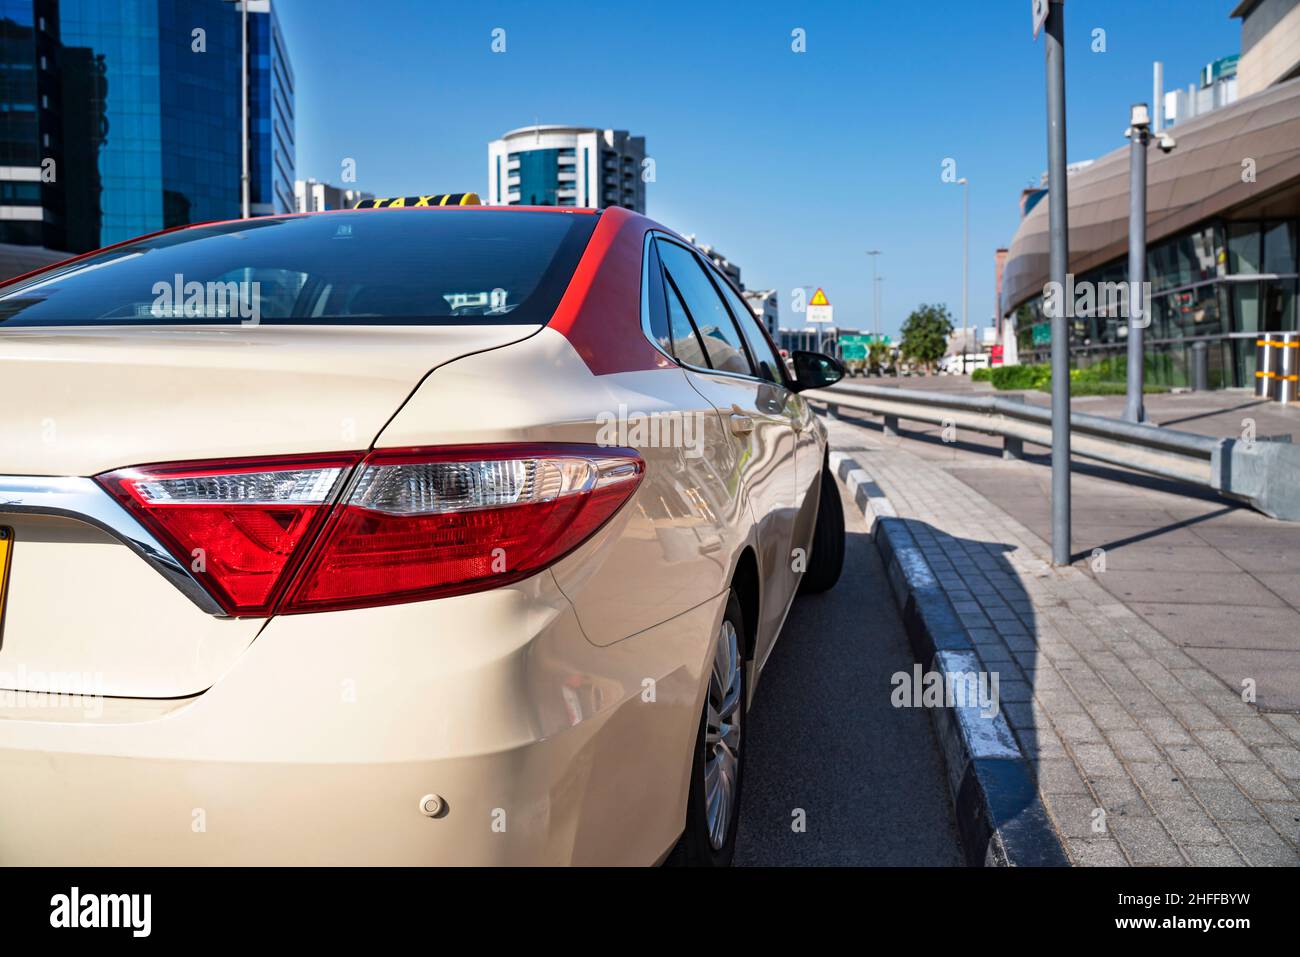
[805,383,1300,522]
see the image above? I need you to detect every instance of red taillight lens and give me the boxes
[280,444,643,614]
[98,453,359,616]
[98,445,643,617]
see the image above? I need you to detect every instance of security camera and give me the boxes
[1156,133,1177,153]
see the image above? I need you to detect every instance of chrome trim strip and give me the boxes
[0,475,227,616]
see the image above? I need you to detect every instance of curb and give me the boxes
[830,450,1070,868]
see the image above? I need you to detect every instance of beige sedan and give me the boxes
[0,201,844,865]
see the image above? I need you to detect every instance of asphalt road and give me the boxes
[734,474,962,865]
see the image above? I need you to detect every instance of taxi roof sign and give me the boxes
[809,288,830,306]
[355,193,480,209]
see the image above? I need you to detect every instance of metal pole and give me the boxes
[960,178,969,375]
[240,1,250,219]
[1124,104,1149,423]
[866,250,881,341]
[1152,62,1164,134]
[1045,0,1071,566]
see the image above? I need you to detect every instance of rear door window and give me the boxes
[656,239,754,376]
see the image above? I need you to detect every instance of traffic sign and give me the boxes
[807,287,833,325]
[839,334,868,360]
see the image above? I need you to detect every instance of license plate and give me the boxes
[0,527,11,633]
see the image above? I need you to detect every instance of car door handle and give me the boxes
[729,411,754,435]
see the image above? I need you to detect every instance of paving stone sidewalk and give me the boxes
[825,414,1300,866]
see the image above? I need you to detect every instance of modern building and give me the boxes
[686,235,742,289]
[244,0,294,217]
[743,289,779,337]
[1000,1,1300,390]
[1235,0,1300,94]
[294,178,372,213]
[487,126,646,212]
[0,0,293,257]
[1,0,66,252]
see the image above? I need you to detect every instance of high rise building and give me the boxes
[0,0,293,256]
[0,0,65,250]
[487,126,646,212]
[244,0,294,217]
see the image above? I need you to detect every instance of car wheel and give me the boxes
[799,463,845,594]
[669,591,747,867]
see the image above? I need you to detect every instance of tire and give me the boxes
[800,463,845,594]
[668,591,748,867]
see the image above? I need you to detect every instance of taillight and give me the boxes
[280,444,643,614]
[97,444,643,617]
[98,453,360,616]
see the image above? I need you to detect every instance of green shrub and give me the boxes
[990,362,1171,395]
[989,364,1051,391]
[971,367,992,382]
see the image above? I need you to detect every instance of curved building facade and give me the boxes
[1001,75,1300,389]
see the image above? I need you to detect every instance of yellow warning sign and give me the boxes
[810,288,830,306]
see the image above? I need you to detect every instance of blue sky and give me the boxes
[278,0,1240,336]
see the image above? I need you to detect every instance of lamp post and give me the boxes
[958,177,970,374]
[238,0,249,218]
[866,250,882,341]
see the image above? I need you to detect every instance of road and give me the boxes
[734,473,962,865]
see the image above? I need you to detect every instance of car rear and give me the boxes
[0,205,718,864]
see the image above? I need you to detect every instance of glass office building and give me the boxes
[246,0,293,216]
[1009,218,1298,389]
[0,0,292,255]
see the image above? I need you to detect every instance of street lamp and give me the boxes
[958,177,970,375]
[1123,102,1176,423]
[224,0,250,218]
[866,250,882,341]
[876,276,886,373]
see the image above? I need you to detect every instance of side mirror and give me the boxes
[790,350,845,392]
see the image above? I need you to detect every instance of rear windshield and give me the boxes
[0,209,598,327]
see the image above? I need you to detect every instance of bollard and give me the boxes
[1276,332,1298,404]
[1256,337,1277,398]
[882,414,900,437]
[1191,340,1209,392]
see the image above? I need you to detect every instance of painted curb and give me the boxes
[831,450,1070,868]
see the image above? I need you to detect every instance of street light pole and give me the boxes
[1124,103,1151,423]
[958,178,969,375]
[1043,0,1071,567]
[866,250,881,340]
[239,0,250,219]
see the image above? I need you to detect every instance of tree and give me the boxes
[899,303,954,374]
[867,341,891,375]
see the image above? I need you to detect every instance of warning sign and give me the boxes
[807,288,833,325]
